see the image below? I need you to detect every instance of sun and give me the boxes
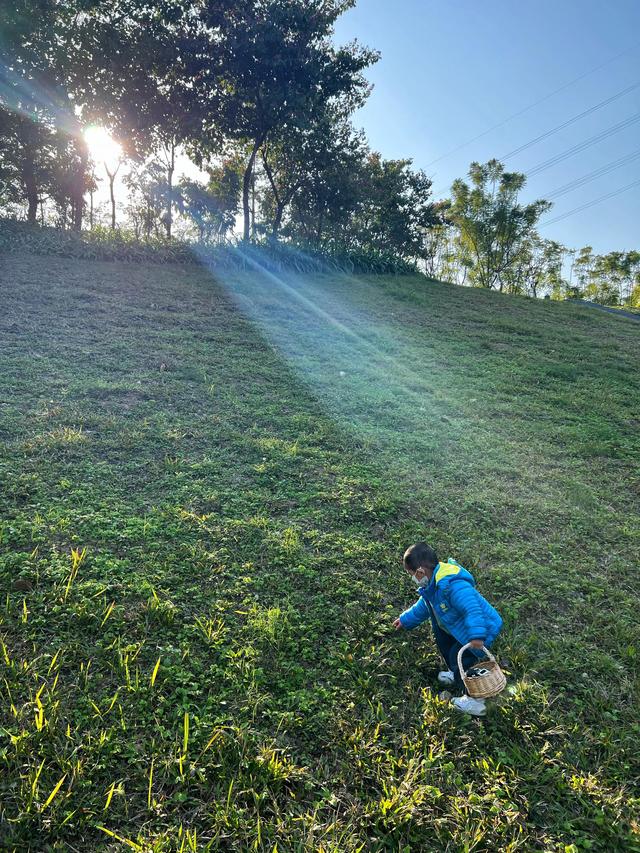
[84,126,123,168]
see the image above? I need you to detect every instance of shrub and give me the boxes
[0,219,194,264]
[0,219,420,276]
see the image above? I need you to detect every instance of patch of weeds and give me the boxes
[24,426,88,450]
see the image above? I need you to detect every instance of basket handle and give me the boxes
[457,642,495,676]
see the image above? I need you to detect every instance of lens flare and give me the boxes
[0,63,78,134]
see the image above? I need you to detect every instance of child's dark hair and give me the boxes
[403,542,439,572]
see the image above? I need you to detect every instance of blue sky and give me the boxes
[334,0,640,255]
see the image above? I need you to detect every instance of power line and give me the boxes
[543,149,640,200]
[499,81,640,162]
[540,178,640,227]
[424,41,639,169]
[433,113,640,197]
[526,112,640,177]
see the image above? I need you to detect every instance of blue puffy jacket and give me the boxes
[399,558,502,646]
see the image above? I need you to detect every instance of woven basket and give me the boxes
[457,643,506,699]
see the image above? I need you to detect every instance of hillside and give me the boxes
[1,253,639,851]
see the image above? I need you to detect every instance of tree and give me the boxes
[0,111,52,222]
[134,78,205,238]
[176,158,242,243]
[196,0,377,241]
[449,160,551,290]
[598,250,640,305]
[418,204,452,279]
[258,105,361,243]
[576,250,640,307]
[46,0,209,235]
[48,130,91,229]
[284,119,371,249]
[101,152,123,231]
[573,246,595,297]
[503,235,567,298]
[269,113,440,264]
[351,153,440,261]
[588,252,622,306]
[628,282,640,310]
[124,162,167,240]
[260,133,309,239]
[541,240,567,300]
[624,251,640,307]
[0,1,88,225]
[0,106,91,227]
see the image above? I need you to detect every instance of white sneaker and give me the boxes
[437,670,456,686]
[452,695,486,716]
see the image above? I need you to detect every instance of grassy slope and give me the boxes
[0,253,638,852]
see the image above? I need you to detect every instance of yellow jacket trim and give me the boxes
[434,562,461,583]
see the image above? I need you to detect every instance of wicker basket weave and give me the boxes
[457,643,506,699]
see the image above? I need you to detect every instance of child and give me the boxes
[393,542,503,716]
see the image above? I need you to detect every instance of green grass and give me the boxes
[0,252,639,852]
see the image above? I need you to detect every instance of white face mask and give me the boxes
[412,573,426,587]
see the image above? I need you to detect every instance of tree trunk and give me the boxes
[316,211,325,247]
[72,183,83,230]
[261,150,296,239]
[106,167,117,230]
[17,119,39,225]
[72,140,88,231]
[104,158,121,230]
[251,171,256,240]
[166,139,175,239]
[109,176,116,229]
[243,136,265,242]
[23,159,38,224]
[242,157,254,241]
[273,202,285,237]
[293,200,312,241]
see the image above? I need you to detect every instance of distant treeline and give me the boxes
[1,2,638,305]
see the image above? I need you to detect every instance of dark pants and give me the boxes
[430,615,481,692]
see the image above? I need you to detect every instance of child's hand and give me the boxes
[393,617,403,630]
[470,639,485,649]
